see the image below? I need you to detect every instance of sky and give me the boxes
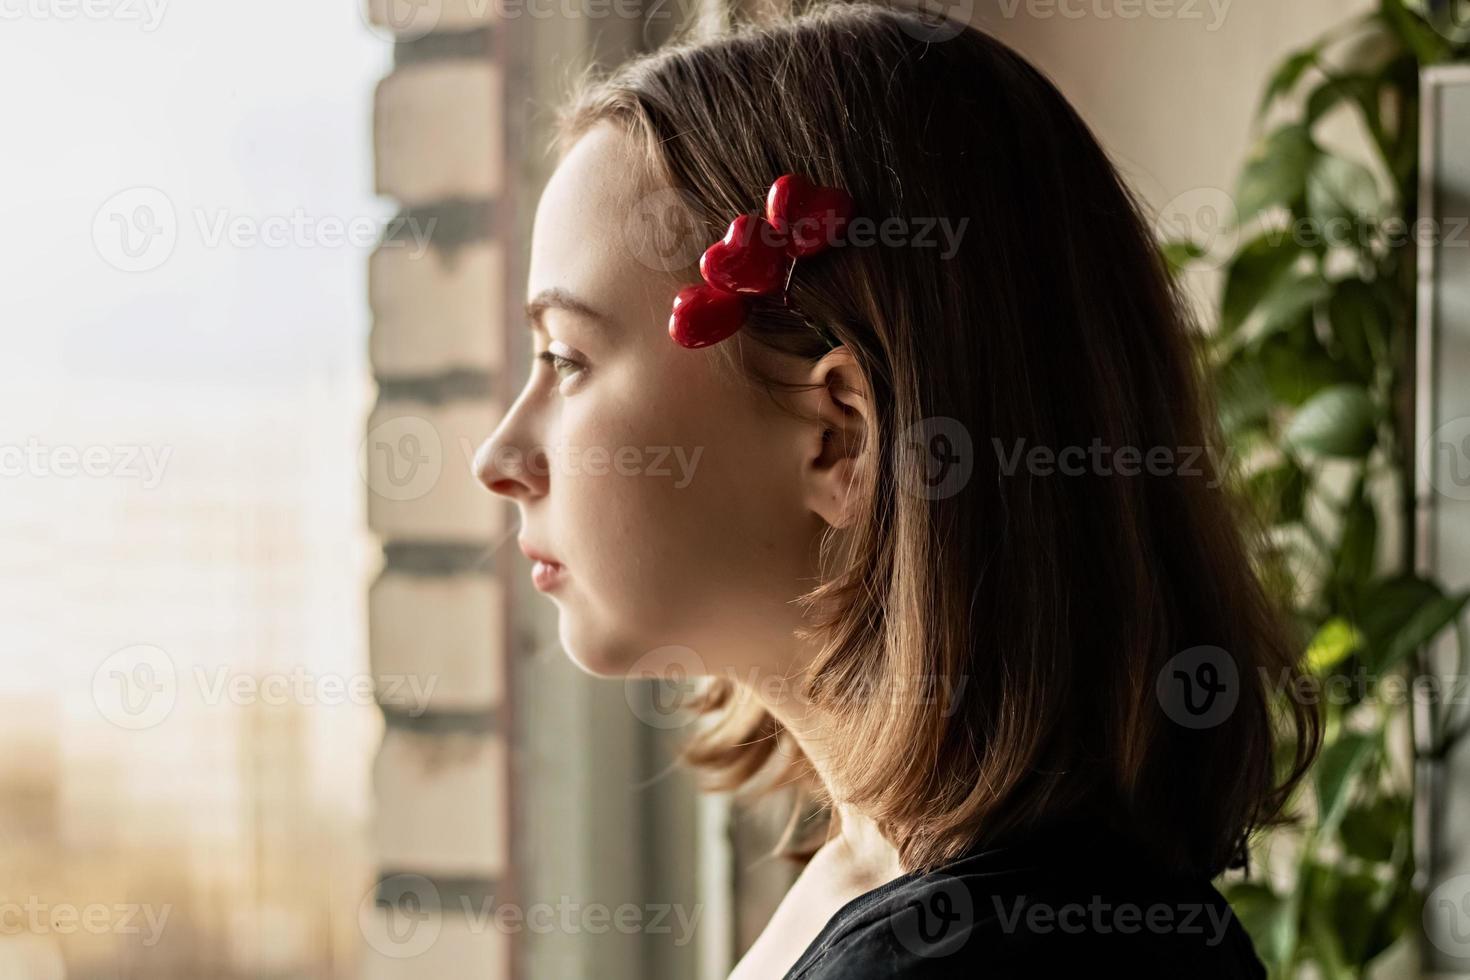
[0,0,394,830]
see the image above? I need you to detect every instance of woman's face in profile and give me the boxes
[474,122,833,684]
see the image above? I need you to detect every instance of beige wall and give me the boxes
[983,0,1375,217]
[979,0,1379,339]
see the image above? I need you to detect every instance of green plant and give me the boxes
[1161,1,1470,976]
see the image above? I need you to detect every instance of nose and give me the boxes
[474,416,549,502]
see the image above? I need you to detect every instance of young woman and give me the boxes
[474,3,1322,976]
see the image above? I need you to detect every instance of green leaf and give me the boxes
[1246,461,1307,525]
[1339,794,1407,863]
[1302,862,1354,979]
[1356,574,1441,658]
[1363,869,1422,962]
[1315,731,1376,835]
[1256,271,1332,338]
[1224,881,1298,970]
[1220,233,1306,336]
[1327,278,1390,378]
[1376,589,1470,672]
[1215,353,1275,437]
[1159,237,1205,277]
[1307,617,1365,672]
[1306,73,1379,126]
[1305,155,1381,243]
[1257,331,1351,406]
[1330,869,1395,965]
[1335,490,1378,588]
[1235,124,1318,226]
[1379,0,1451,64]
[1258,47,1321,120]
[1283,384,1378,457]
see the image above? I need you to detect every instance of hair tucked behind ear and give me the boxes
[554,0,1322,878]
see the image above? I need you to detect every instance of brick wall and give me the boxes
[360,8,515,979]
[358,4,766,978]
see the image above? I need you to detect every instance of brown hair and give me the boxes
[555,0,1321,878]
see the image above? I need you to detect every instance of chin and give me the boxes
[557,619,638,679]
[558,617,712,686]
[563,646,631,679]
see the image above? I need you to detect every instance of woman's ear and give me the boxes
[797,345,873,529]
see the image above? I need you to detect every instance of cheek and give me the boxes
[547,368,810,669]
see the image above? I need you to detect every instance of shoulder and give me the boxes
[782,816,1267,980]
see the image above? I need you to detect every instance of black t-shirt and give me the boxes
[781,815,1267,979]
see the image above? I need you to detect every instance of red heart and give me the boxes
[765,174,854,258]
[668,284,748,349]
[699,214,791,295]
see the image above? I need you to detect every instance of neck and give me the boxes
[744,667,906,883]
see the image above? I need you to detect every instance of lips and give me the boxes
[518,538,566,592]
[518,539,560,565]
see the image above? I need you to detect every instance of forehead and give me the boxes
[527,123,680,332]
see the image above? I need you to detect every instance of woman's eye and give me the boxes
[536,349,583,380]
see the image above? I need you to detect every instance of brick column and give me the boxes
[360,10,515,979]
[360,3,733,978]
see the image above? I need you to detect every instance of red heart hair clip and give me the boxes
[668,173,854,349]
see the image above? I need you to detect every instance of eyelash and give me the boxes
[536,349,582,379]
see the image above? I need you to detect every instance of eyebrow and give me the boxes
[524,288,618,333]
